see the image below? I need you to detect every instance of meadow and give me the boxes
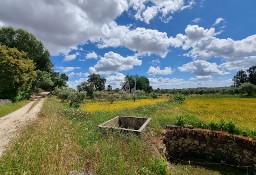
[0,95,255,174]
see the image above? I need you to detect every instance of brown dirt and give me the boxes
[0,98,45,156]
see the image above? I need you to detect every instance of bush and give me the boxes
[107,95,115,104]
[150,158,167,175]
[68,91,86,107]
[169,94,185,104]
[239,82,256,96]
[150,93,158,99]
[174,116,187,126]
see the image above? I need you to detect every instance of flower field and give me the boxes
[83,98,167,112]
[182,97,256,129]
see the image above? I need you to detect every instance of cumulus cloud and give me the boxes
[129,0,195,24]
[213,17,224,26]
[170,24,256,70]
[149,77,232,89]
[178,60,227,76]
[0,0,128,55]
[147,66,172,75]
[89,51,142,74]
[59,66,80,73]
[68,71,89,78]
[64,53,79,61]
[99,22,171,57]
[85,51,98,59]
[105,72,126,88]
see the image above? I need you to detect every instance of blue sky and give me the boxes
[1,0,256,89]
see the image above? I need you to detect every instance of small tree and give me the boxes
[239,82,256,96]
[232,70,248,87]
[0,45,36,101]
[68,91,86,107]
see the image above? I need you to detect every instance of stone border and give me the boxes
[163,126,256,173]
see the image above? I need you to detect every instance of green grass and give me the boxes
[0,96,253,174]
[0,100,29,117]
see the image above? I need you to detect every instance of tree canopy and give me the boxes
[125,75,152,93]
[233,66,256,87]
[87,73,106,91]
[0,26,52,71]
[0,45,36,100]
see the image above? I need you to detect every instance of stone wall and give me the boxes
[163,126,256,173]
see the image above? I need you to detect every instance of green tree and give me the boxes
[77,81,94,99]
[232,70,248,87]
[0,45,36,100]
[87,73,106,91]
[239,82,256,96]
[33,70,54,91]
[107,85,112,91]
[247,65,256,85]
[51,72,68,90]
[0,26,52,71]
[125,75,152,93]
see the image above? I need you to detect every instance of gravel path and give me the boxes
[0,98,45,156]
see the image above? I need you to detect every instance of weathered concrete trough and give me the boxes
[98,116,151,134]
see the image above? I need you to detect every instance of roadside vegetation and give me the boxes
[0,100,29,118]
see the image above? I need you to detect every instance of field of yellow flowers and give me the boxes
[83,98,167,112]
[182,97,256,129]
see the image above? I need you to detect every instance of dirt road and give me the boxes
[0,98,45,156]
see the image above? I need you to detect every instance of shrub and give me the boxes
[151,93,158,99]
[239,82,256,96]
[107,95,115,104]
[68,91,86,107]
[169,94,185,104]
[174,116,187,126]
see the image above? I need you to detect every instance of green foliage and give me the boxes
[239,82,256,96]
[87,73,106,91]
[209,120,240,134]
[55,87,86,107]
[150,158,167,175]
[151,93,158,99]
[247,65,256,85]
[125,75,152,93]
[174,116,187,126]
[77,82,94,99]
[0,26,52,71]
[232,70,248,87]
[33,70,54,91]
[68,91,86,107]
[107,95,115,104]
[0,45,36,101]
[0,100,28,118]
[169,94,185,104]
[107,84,112,91]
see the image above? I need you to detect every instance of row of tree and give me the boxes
[0,27,68,101]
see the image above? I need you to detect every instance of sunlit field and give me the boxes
[182,97,256,130]
[83,98,167,112]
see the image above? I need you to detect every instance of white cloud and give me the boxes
[105,72,126,89]
[85,51,98,59]
[60,67,80,73]
[170,24,256,71]
[64,53,79,61]
[178,60,227,76]
[68,71,89,78]
[0,0,129,55]
[99,22,171,57]
[68,77,87,90]
[129,0,195,24]
[149,77,233,89]
[192,18,201,23]
[89,51,142,74]
[147,66,172,75]
[213,17,224,26]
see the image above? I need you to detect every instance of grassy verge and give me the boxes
[0,100,29,117]
[0,97,250,174]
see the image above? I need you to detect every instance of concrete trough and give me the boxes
[98,116,151,134]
